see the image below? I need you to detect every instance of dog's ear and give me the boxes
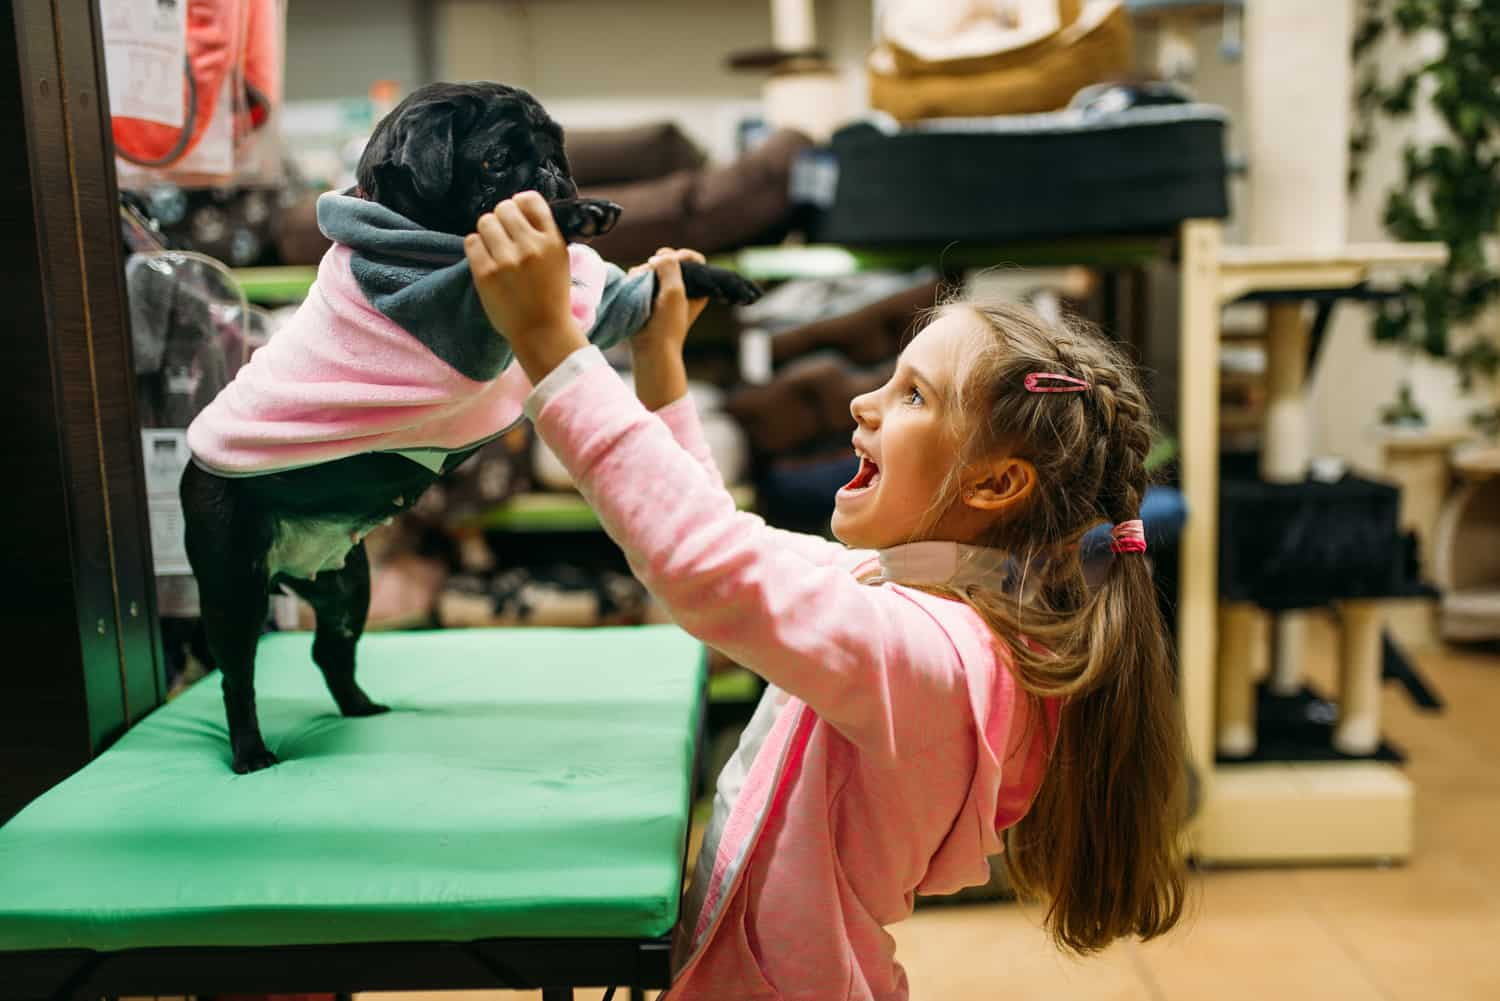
[391,102,456,203]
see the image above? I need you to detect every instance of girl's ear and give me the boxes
[962,456,1036,513]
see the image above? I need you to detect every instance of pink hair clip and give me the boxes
[1110,520,1147,555]
[1024,372,1091,393]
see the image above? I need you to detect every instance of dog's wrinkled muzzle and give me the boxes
[537,165,575,202]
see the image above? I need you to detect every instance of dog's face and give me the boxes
[357,82,575,236]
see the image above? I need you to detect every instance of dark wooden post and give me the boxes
[0,0,164,823]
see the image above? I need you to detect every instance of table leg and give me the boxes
[1335,600,1385,755]
[542,988,574,1001]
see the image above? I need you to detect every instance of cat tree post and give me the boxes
[1215,0,1351,756]
[1334,599,1385,755]
[760,0,847,142]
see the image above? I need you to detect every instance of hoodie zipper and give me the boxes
[669,702,813,989]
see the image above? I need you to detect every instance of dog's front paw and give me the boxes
[551,198,622,240]
[680,261,763,306]
[232,744,279,774]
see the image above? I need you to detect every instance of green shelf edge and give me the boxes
[236,238,1169,305]
[233,265,317,304]
[711,238,1171,279]
[708,667,762,704]
[477,486,755,533]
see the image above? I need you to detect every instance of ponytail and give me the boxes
[1007,551,1185,954]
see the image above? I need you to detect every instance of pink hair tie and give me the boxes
[1110,520,1147,555]
[1024,372,1091,393]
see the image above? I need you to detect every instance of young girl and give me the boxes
[465,192,1186,1000]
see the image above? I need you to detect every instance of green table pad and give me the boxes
[0,626,705,952]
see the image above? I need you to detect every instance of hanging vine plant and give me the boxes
[1350,0,1500,431]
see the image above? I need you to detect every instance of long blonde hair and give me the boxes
[903,298,1186,954]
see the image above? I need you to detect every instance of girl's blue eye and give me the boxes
[905,385,924,406]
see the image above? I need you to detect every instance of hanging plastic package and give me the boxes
[127,249,252,599]
[105,0,285,188]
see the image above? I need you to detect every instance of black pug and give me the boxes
[181,81,759,773]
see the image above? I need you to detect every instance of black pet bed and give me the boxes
[811,104,1229,245]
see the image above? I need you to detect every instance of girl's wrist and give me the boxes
[511,323,589,386]
[631,348,689,411]
[629,335,684,360]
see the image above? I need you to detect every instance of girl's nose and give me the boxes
[850,391,879,429]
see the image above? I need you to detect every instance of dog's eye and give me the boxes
[483,153,509,173]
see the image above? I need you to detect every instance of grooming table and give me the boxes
[0,626,706,1000]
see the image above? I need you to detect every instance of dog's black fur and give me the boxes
[182,82,760,773]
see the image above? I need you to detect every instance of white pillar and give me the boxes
[1244,1,1352,699]
[763,0,848,143]
[772,0,816,51]
[1244,1,1351,249]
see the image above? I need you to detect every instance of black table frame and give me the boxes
[8,937,665,1000]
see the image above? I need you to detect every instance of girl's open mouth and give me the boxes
[840,454,881,494]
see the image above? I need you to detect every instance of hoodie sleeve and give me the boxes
[526,347,979,759]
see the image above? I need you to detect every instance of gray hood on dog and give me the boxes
[316,190,653,381]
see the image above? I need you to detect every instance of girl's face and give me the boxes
[833,313,983,549]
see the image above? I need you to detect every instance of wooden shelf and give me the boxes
[1216,241,1447,303]
[1178,225,1449,864]
[1192,761,1413,864]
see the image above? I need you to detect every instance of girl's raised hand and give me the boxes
[465,191,587,382]
[628,247,710,358]
[628,248,709,411]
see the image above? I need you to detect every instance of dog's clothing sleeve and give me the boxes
[186,193,656,477]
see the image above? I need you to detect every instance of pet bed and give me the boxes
[813,103,1228,245]
[1218,475,1430,610]
[0,626,705,999]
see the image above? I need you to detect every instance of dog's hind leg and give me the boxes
[281,542,389,718]
[181,463,278,774]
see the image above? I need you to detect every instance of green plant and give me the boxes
[1351,0,1500,430]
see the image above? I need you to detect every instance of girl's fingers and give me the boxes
[494,199,537,246]
[656,246,707,266]
[475,212,514,265]
[514,190,560,239]
[652,254,685,302]
[463,233,493,276]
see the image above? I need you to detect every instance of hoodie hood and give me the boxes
[911,594,1058,895]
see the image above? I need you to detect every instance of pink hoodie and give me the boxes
[526,348,1058,1001]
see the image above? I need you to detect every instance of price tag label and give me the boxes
[102,0,187,129]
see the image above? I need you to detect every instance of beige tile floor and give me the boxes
[363,620,1500,1001]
